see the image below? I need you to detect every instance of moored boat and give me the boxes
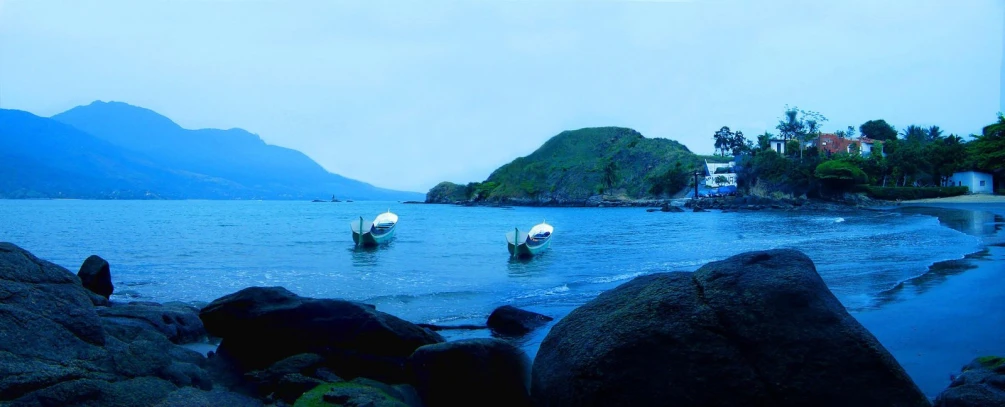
[350,210,398,247]
[506,221,553,258]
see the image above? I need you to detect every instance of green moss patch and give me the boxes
[293,382,406,407]
[976,355,1005,369]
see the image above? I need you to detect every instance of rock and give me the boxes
[486,305,553,337]
[154,387,264,407]
[88,290,111,307]
[243,353,327,401]
[661,204,684,212]
[9,376,178,407]
[531,249,930,407]
[295,382,410,407]
[409,338,532,407]
[98,301,207,344]
[200,287,444,382]
[693,207,707,212]
[934,356,1005,406]
[0,243,216,404]
[78,254,114,299]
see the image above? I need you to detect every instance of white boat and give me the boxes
[506,221,553,258]
[350,210,398,247]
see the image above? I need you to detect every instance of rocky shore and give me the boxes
[2,242,1000,406]
[426,192,888,211]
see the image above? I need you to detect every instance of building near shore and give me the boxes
[947,171,995,194]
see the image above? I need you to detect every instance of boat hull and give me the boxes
[352,227,395,247]
[507,238,551,258]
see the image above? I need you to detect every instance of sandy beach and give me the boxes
[902,194,1005,204]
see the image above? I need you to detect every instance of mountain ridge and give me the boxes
[0,101,421,200]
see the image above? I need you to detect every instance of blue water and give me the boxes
[0,200,984,355]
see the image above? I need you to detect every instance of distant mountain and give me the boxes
[427,127,701,205]
[10,100,422,200]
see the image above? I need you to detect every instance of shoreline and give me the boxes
[852,201,1005,398]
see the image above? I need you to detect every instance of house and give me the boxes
[811,133,856,156]
[947,171,994,194]
[768,138,786,155]
[704,159,737,188]
[859,137,879,157]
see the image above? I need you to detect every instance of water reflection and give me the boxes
[898,206,1001,238]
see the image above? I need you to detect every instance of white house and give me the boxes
[947,171,994,194]
[704,159,737,188]
[768,138,786,155]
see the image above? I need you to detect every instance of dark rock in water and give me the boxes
[78,254,114,299]
[693,206,707,212]
[934,356,1005,406]
[97,301,207,344]
[661,203,684,212]
[486,305,553,336]
[531,249,929,407]
[199,286,444,382]
[409,338,532,407]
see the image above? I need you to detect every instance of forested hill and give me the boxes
[427,127,702,205]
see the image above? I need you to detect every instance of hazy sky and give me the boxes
[1,0,1002,192]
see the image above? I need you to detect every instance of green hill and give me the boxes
[427,127,701,205]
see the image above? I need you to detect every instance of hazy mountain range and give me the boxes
[0,101,422,200]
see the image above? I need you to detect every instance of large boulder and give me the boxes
[0,243,215,405]
[532,249,930,407]
[486,305,553,337]
[199,287,444,382]
[409,338,532,407]
[934,356,1005,406]
[97,301,207,344]
[78,254,114,299]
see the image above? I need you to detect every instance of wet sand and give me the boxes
[853,202,1005,398]
[902,194,1005,204]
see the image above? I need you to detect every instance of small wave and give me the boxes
[516,285,570,299]
[589,272,645,284]
[834,217,845,223]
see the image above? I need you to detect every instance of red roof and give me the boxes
[814,133,856,155]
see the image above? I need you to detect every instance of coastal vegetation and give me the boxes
[426,127,703,204]
[734,108,1004,200]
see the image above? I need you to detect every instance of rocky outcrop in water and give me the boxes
[531,249,931,407]
[486,305,553,337]
[78,254,114,299]
[934,356,1005,406]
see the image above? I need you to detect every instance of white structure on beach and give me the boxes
[704,160,737,188]
[947,171,994,194]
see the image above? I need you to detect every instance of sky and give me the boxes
[1,0,1002,192]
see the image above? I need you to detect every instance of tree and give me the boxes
[756,132,773,151]
[926,134,967,186]
[968,113,1005,172]
[901,125,928,144]
[776,106,827,161]
[713,126,733,156]
[859,119,897,141]
[731,130,749,156]
[603,160,618,189]
[714,175,729,186]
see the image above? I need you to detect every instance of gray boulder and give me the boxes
[532,249,930,407]
[78,254,114,299]
[934,356,1005,406]
[410,338,532,407]
[199,286,444,382]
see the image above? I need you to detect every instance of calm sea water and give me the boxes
[0,199,985,355]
